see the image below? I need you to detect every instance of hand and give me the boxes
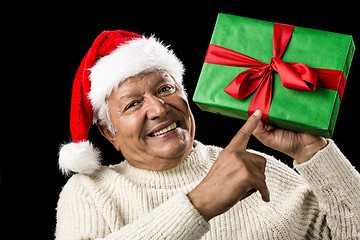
[187,110,270,222]
[252,110,328,164]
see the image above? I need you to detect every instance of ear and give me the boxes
[97,122,120,151]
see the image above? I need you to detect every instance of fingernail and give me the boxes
[253,110,262,117]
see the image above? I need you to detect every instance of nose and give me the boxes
[146,95,167,120]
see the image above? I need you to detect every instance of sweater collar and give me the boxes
[111,141,215,189]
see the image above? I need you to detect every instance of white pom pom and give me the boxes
[58,141,101,176]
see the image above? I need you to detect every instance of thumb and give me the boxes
[227,110,262,150]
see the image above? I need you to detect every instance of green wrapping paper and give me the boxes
[193,13,355,138]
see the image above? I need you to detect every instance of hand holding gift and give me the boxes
[252,111,328,163]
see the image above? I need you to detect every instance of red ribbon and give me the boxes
[204,23,346,123]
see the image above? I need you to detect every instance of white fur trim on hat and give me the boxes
[58,141,101,176]
[89,36,185,115]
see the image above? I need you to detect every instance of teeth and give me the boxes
[152,123,177,136]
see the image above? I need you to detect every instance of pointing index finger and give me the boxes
[227,110,262,150]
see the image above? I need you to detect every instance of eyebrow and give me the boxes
[118,75,171,101]
[117,92,142,106]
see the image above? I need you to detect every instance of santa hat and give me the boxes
[59,30,184,176]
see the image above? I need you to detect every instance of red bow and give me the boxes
[204,23,346,123]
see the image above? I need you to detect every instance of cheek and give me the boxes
[113,114,145,145]
[171,95,194,126]
[167,93,190,116]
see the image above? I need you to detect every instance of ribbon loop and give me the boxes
[224,67,266,100]
[271,57,317,91]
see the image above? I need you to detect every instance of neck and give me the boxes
[125,143,194,171]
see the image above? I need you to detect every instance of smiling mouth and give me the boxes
[149,121,180,137]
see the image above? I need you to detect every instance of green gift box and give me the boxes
[193,13,355,138]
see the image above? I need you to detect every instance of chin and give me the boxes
[152,134,193,160]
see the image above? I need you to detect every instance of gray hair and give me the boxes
[96,101,116,135]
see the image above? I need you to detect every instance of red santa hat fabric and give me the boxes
[59,30,184,175]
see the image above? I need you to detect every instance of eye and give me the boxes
[158,85,175,95]
[124,101,139,111]
[159,85,171,93]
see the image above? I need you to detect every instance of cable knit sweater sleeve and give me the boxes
[293,140,360,238]
[56,178,209,240]
[56,179,209,240]
[105,192,209,240]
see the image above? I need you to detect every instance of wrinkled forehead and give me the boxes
[123,70,173,86]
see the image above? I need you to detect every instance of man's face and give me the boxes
[102,70,195,171]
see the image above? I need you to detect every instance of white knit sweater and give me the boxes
[56,140,360,239]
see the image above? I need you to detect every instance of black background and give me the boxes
[1,3,359,238]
